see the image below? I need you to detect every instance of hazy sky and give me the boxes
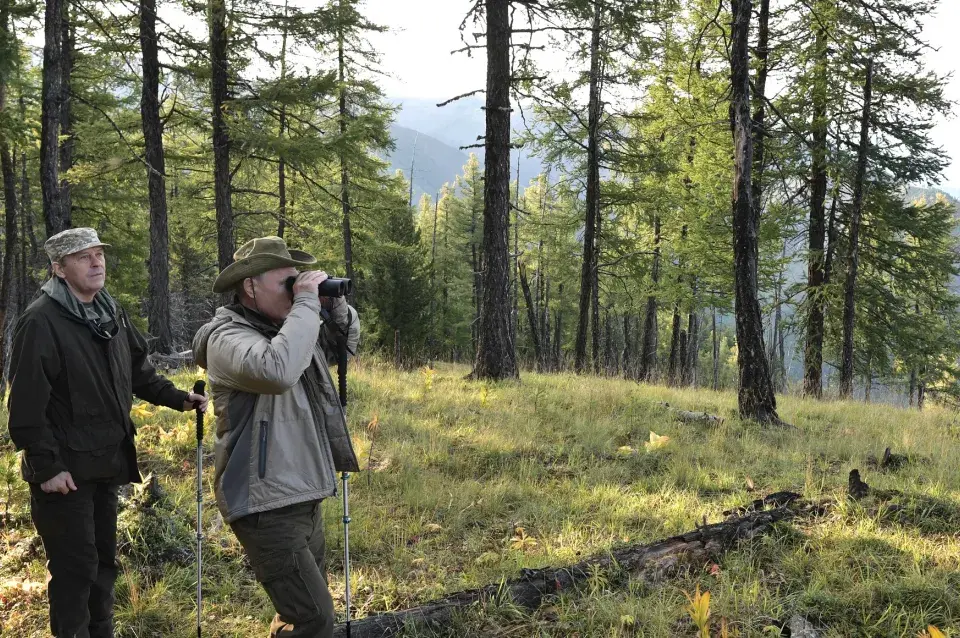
[365,1,960,189]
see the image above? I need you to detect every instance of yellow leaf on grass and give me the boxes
[644,431,671,452]
[926,626,947,638]
[131,403,156,420]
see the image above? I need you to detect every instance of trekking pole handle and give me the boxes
[193,380,206,442]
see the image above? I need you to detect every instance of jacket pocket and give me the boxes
[258,420,268,479]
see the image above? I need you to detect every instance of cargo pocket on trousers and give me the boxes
[253,548,323,623]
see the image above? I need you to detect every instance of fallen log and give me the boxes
[654,401,724,426]
[333,495,827,638]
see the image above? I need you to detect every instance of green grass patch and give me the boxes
[1,360,958,636]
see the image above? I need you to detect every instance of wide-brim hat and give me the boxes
[213,236,317,293]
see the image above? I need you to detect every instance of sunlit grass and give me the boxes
[1,358,958,636]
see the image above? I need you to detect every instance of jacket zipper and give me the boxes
[258,421,268,479]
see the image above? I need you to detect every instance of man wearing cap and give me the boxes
[192,236,360,638]
[7,227,209,638]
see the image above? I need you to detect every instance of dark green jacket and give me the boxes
[8,294,189,484]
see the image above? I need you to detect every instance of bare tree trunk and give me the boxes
[140,0,173,352]
[512,155,520,355]
[839,59,872,400]
[592,206,602,375]
[518,262,542,370]
[623,315,633,379]
[0,0,19,387]
[730,0,779,423]
[553,283,563,371]
[750,0,769,232]
[471,0,518,380]
[542,277,551,370]
[803,14,828,399]
[909,369,916,407]
[337,5,355,306]
[57,3,73,229]
[863,359,871,403]
[210,0,235,282]
[712,308,720,391]
[639,214,660,381]
[668,302,682,385]
[686,310,699,386]
[575,0,602,374]
[40,0,64,237]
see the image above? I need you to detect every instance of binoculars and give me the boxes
[284,275,353,298]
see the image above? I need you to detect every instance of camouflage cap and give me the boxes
[44,228,111,263]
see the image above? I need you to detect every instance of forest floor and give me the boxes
[1,360,958,637]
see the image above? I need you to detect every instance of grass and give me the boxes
[1,359,959,637]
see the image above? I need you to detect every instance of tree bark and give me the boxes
[518,262,542,370]
[574,0,602,374]
[908,369,916,407]
[210,0,235,280]
[140,0,173,353]
[730,0,779,423]
[57,2,73,229]
[40,0,64,238]
[337,2,355,306]
[750,0,769,229]
[623,315,633,379]
[712,307,720,390]
[0,0,19,387]
[839,59,872,400]
[639,214,660,381]
[686,310,699,386]
[803,14,829,399]
[471,0,518,380]
[553,283,563,371]
[668,301,682,385]
[592,204,602,375]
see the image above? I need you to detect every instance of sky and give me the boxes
[364,0,960,190]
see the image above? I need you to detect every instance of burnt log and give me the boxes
[333,495,825,638]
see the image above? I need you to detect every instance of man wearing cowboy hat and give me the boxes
[192,236,360,638]
[7,227,208,638]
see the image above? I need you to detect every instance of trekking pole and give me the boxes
[336,332,352,638]
[193,379,206,638]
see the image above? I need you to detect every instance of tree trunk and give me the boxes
[0,0,19,387]
[553,283,563,371]
[210,0,235,280]
[668,302,682,385]
[730,0,778,423]
[686,310,699,386]
[140,0,173,353]
[803,15,829,399]
[518,262,542,371]
[908,369,916,407]
[471,0,518,380]
[750,0,769,228]
[839,59,872,400]
[639,214,660,381]
[40,0,64,238]
[512,155,520,356]
[542,277,551,370]
[337,6,355,306]
[623,315,633,379]
[712,307,720,390]
[57,3,73,229]
[592,206,602,375]
[574,0,602,374]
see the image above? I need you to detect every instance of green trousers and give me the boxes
[230,500,336,638]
